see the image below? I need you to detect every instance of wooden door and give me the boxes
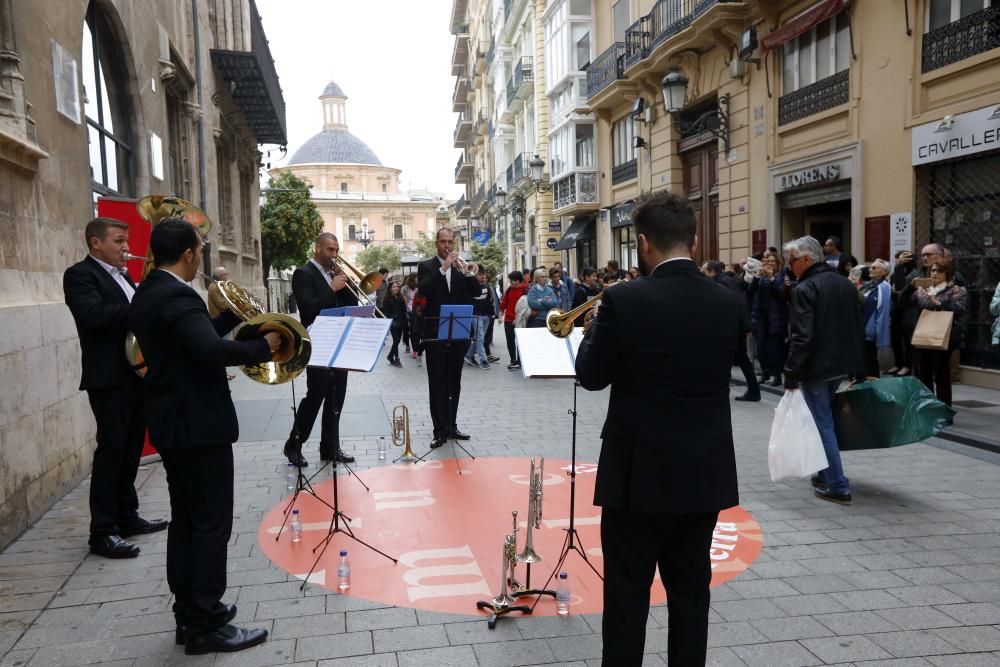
[681,141,719,265]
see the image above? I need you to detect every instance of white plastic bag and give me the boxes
[767,390,829,482]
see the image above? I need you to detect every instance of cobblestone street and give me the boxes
[2,340,1000,666]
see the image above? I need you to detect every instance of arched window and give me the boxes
[82,2,134,201]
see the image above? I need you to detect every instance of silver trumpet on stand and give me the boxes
[476,511,532,629]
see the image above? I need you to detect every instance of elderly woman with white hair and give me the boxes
[860,259,892,378]
[526,267,559,328]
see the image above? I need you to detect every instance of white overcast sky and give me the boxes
[256,0,463,200]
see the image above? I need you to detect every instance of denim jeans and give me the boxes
[799,380,850,493]
[466,315,489,363]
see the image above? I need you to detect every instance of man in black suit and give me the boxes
[575,191,743,666]
[129,218,279,655]
[64,217,168,559]
[281,232,358,467]
[417,228,479,447]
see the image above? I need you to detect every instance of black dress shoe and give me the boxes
[814,487,852,505]
[450,429,471,440]
[176,604,238,644]
[429,437,445,449]
[810,475,829,489]
[333,450,355,464]
[119,517,168,537]
[89,534,140,559]
[734,392,761,402]
[184,623,268,655]
[283,440,308,468]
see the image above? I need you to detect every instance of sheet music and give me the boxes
[567,327,584,363]
[333,317,391,371]
[306,316,350,367]
[514,327,576,378]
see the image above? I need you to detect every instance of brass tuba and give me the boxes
[391,404,418,463]
[516,457,544,565]
[135,195,212,281]
[545,292,603,338]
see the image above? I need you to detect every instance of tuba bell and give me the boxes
[392,404,418,463]
[515,457,544,565]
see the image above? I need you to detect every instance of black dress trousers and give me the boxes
[289,366,348,457]
[159,444,234,634]
[600,508,719,667]
[86,386,146,537]
[424,338,470,438]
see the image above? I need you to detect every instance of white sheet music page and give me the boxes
[566,327,585,363]
[306,316,350,367]
[514,327,576,378]
[333,317,391,371]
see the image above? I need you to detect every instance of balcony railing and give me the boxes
[487,39,496,66]
[455,152,473,182]
[472,185,487,214]
[586,42,625,98]
[922,6,1000,72]
[505,152,528,191]
[452,75,470,112]
[453,111,473,147]
[624,18,650,69]
[452,32,470,76]
[512,220,525,243]
[506,56,534,108]
[553,171,599,212]
[649,0,735,51]
[611,159,637,185]
[778,69,849,126]
[454,194,470,217]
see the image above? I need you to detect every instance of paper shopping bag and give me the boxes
[911,309,953,351]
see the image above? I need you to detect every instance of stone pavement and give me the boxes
[3,337,1000,666]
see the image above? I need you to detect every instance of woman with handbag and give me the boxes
[912,256,967,407]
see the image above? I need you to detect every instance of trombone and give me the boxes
[329,254,387,318]
[545,291,603,338]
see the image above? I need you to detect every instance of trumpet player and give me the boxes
[129,218,279,655]
[282,232,357,467]
[64,217,167,560]
[417,228,481,448]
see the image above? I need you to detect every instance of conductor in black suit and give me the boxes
[129,218,280,655]
[575,191,743,666]
[281,232,358,467]
[64,217,167,559]
[417,228,479,448]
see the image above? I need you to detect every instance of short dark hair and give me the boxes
[508,270,524,283]
[705,260,726,275]
[606,259,619,270]
[379,267,389,275]
[549,266,562,277]
[150,218,200,267]
[931,256,955,281]
[632,190,696,252]
[837,254,858,276]
[85,217,129,243]
[826,236,843,251]
[580,267,596,280]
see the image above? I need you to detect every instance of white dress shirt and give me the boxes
[309,258,333,286]
[91,255,135,302]
[437,256,452,292]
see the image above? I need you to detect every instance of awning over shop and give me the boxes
[554,217,596,250]
[761,0,845,54]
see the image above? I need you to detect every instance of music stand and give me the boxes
[416,308,476,474]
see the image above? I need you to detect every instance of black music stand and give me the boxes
[416,310,476,474]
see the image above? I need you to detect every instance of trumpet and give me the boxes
[516,457,544,565]
[452,254,479,277]
[391,404,418,463]
[328,254,387,318]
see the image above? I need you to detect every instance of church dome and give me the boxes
[288,129,382,166]
[322,81,345,97]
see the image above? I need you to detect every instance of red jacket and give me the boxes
[499,284,528,323]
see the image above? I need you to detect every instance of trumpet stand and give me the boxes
[531,381,603,611]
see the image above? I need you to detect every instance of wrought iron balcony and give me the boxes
[611,158,637,185]
[472,185,487,214]
[624,18,650,69]
[922,6,1000,72]
[452,32,470,76]
[506,56,534,108]
[586,42,625,99]
[455,152,473,183]
[487,39,496,67]
[552,171,599,213]
[209,1,286,144]
[512,220,525,244]
[505,152,528,192]
[453,111,473,147]
[778,69,849,126]
[454,194,471,217]
[452,75,470,112]
[649,0,736,51]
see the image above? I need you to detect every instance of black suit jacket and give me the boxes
[128,270,271,449]
[575,259,742,514]
[417,256,479,339]
[292,261,358,328]
[64,255,139,390]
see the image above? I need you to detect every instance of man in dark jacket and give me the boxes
[130,218,279,655]
[704,259,760,401]
[783,236,866,505]
[64,217,167,559]
[576,192,743,666]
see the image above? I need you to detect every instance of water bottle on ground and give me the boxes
[378,436,387,461]
[290,509,302,543]
[338,549,350,591]
[285,462,295,491]
[556,572,570,615]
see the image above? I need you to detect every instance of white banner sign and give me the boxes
[912,105,1000,166]
[889,212,912,271]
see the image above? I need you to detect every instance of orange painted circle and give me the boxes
[258,457,763,617]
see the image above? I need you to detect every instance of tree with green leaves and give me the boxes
[356,243,401,274]
[260,171,323,299]
[471,239,506,279]
[413,231,437,259]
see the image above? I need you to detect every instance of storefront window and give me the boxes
[616,226,636,271]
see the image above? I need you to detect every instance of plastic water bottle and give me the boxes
[556,572,570,616]
[290,509,302,543]
[378,436,387,461]
[285,462,296,491]
[338,550,351,591]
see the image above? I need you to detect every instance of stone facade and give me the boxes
[0,0,284,549]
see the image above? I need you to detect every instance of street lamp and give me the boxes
[527,154,552,193]
[660,67,731,154]
[358,226,375,249]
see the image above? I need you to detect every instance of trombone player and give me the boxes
[129,218,279,654]
[282,232,357,467]
[64,217,167,559]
